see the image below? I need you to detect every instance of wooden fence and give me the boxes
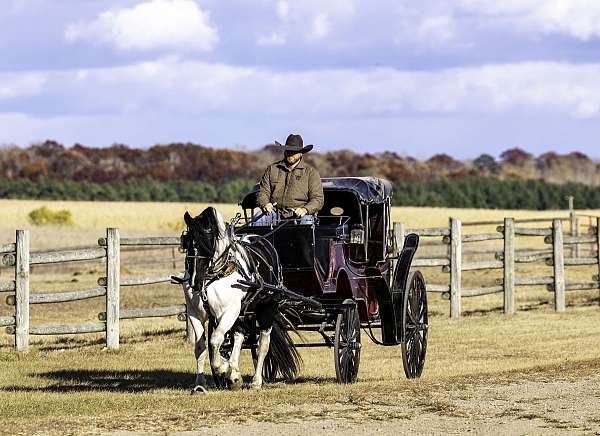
[394,215,600,318]
[1,229,188,352]
[2,214,599,351]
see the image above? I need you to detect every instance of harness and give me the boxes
[181,215,286,313]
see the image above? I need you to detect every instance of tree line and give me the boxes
[395,179,600,209]
[1,177,598,209]
[1,141,599,187]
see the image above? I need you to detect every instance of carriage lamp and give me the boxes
[350,225,365,244]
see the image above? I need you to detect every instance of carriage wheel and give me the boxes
[207,318,230,389]
[334,299,361,384]
[401,271,428,379]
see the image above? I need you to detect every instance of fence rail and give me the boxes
[98,304,186,321]
[0,316,15,327]
[0,244,16,253]
[98,236,180,246]
[98,273,183,287]
[34,287,107,304]
[0,281,16,292]
[462,216,570,226]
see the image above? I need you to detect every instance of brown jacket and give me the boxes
[256,159,324,216]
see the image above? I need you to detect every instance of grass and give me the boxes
[1,307,600,433]
[0,199,600,433]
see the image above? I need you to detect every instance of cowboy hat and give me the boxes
[275,134,313,153]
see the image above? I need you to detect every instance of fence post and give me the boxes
[15,230,30,352]
[503,218,515,314]
[106,228,120,349]
[574,215,581,258]
[552,219,566,312]
[569,212,579,259]
[567,195,574,212]
[450,218,462,318]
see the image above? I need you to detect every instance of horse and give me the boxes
[180,206,301,393]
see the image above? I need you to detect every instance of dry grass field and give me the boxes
[1,199,600,434]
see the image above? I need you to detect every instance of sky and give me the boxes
[2,0,600,158]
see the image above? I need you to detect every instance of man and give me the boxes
[256,133,324,223]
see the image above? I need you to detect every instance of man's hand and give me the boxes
[263,203,275,213]
[293,207,308,218]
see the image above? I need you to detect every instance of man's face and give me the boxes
[284,151,303,165]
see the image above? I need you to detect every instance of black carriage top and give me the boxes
[321,177,392,204]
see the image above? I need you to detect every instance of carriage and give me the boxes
[232,176,429,383]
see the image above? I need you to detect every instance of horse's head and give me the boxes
[183,207,224,292]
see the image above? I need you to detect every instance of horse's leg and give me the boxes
[251,327,272,389]
[210,306,240,378]
[227,331,245,391]
[189,313,209,393]
[183,278,209,394]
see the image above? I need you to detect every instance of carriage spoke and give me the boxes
[405,326,417,342]
[418,302,426,322]
[341,351,352,379]
[407,305,418,324]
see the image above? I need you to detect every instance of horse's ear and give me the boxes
[184,211,193,227]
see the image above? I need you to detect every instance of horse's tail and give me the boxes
[263,314,302,382]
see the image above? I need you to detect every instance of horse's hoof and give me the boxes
[229,378,243,391]
[190,385,208,395]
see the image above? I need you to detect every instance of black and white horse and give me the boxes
[181,207,300,393]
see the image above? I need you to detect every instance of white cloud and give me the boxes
[417,15,457,44]
[310,13,331,40]
[257,0,355,45]
[0,73,46,99]
[65,0,218,52]
[391,3,465,51]
[459,0,600,40]
[4,60,600,154]
[389,0,600,51]
[276,0,289,21]
[5,59,600,121]
[257,32,286,46]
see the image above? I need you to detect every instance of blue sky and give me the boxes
[2,0,600,158]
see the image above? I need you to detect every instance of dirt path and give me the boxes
[180,375,600,435]
[5,366,600,435]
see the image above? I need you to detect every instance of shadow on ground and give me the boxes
[0,369,195,393]
[0,369,336,393]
